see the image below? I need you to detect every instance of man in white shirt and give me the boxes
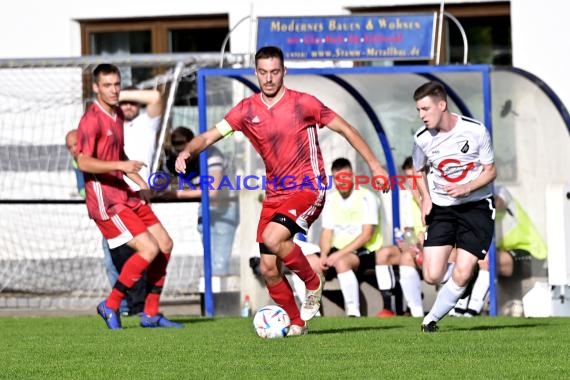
[411,81,496,332]
[120,87,163,190]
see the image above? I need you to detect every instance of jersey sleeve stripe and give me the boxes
[461,116,482,125]
[416,127,428,137]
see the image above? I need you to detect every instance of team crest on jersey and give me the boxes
[458,140,469,153]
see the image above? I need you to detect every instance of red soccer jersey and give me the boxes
[224,88,337,201]
[77,102,140,221]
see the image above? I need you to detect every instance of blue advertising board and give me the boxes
[257,14,436,61]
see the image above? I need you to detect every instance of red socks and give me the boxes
[282,244,320,290]
[143,252,170,316]
[107,253,150,310]
[267,277,303,326]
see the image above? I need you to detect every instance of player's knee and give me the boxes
[375,246,400,265]
[399,252,416,267]
[423,272,440,285]
[137,240,160,261]
[422,265,444,284]
[260,262,280,283]
[375,247,389,264]
[334,260,354,273]
[452,268,473,287]
[260,233,282,255]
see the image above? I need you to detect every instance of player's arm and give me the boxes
[123,171,149,191]
[118,148,149,190]
[123,169,152,203]
[175,126,224,173]
[77,153,146,175]
[415,170,432,226]
[407,175,423,206]
[411,143,432,225]
[77,120,146,175]
[444,163,496,198]
[119,89,163,118]
[325,116,389,191]
[318,228,333,270]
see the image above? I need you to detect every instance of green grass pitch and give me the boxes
[1,315,569,379]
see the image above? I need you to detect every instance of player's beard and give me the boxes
[123,110,137,121]
[262,82,283,100]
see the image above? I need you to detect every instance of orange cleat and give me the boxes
[377,309,396,318]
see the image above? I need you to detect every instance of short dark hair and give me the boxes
[171,126,195,145]
[401,156,414,171]
[331,157,352,172]
[413,81,447,103]
[255,46,284,67]
[93,64,121,83]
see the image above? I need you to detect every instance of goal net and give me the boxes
[0,54,245,310]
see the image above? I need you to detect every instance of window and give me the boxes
[79,15,229,84]
[448,15,511,65]
[350,2,511,65]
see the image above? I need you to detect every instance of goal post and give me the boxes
[0,53,246,310]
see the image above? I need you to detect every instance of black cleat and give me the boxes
[421,321,439,333]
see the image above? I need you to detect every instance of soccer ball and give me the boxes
[253,305,291,339]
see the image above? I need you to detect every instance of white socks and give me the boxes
[467,270,490,313]
[423,278,466,325]
[338,270,360,317]
[399,265,424,317]
[375,265,396,290]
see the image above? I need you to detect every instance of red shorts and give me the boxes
[95,203,160,249]
[257,190,325,243]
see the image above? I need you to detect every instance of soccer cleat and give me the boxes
[377,309,396,318]
[300,273,325,321]
[464,308,479,317]
[140,313,183,328]
[346,306,361,318]
[97,300,122,330]
[421,321,439,333]
[449,308,464,317]
[287,324,308,337]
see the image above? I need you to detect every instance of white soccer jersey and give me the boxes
[412,114,494,206]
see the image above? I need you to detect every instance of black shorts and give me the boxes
[424,197,495,260]
[505,249,533,279]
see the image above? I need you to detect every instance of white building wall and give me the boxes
[0,0,566,108]
[510,0,570,115]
